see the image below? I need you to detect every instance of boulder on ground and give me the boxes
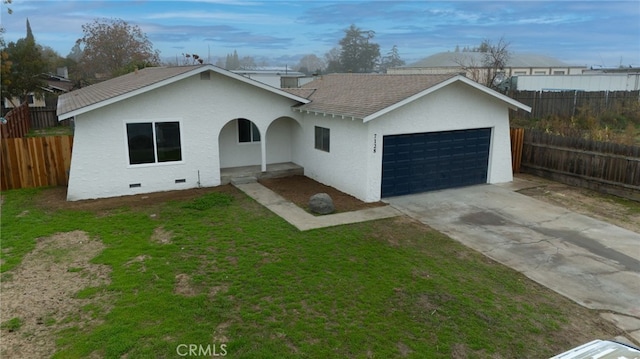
[309,193,335,215]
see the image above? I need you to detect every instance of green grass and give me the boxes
[26,126,74,137]
[1,317,23,332]
[0,187,611,358]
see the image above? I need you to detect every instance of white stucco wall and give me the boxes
[298,115,370,201]
[266,117,301,165]
[67,71,302,200]
[367,81,513,201]
[218,120,262,168]
[301,81,514,202]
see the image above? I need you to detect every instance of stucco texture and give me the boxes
[66,72,302,200]
[301,81,513,202]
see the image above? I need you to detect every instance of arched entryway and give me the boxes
[218,116,304,184]
[265,116,304,166]
[218,118,262,169]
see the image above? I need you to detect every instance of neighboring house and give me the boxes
[389,52,586,85]
[231,68,310,88]
[57,64,530,202]
[3,67,73,109]
[503,73,640,92]
[3,93,46,109]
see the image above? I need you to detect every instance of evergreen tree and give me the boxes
[338,24,380,73]
[379,45,405,73]
[225,50,240,70]
[25,18,34,42]
[2,19,46,106]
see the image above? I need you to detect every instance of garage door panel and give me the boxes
[381,128,491,197]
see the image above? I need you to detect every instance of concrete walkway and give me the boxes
[386,179,640,344]
[232,181,401,231]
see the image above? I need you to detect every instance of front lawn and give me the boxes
[0,186,620,358]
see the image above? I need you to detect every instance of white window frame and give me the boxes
[124,119,184,167]
[237,118,261,143]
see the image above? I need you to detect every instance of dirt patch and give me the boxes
[515,174,640,233]
[0,231,111,359]
[35,185,237,213]
[150,227,173,245]
[259,175,385,213]
[174,273,198,297]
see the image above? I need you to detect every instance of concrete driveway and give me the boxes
[386,180,640,341]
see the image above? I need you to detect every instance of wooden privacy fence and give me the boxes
[1,135,73,190]
[508,90,640,120]
[519,129,640,201]
[0,103,31,138]
[30,106,66,129]
[510,128,524,173]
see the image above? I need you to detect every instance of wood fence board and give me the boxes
[508,90,640,120]
[1,103,31,139]
[510,128,524,173]
[29,107,59,129]
[30,137,45,187]
[0,135,73,191]
[520,129,640,201]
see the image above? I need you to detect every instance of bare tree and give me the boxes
[453,37,510,89]
[239,56,256,70]
[482,37,510,88]
[296,54,325,75]
[452,52,484,83]
[324,47,341,73]
[76,18,160,80]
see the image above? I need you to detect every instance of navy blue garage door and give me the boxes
[381,128,491,197]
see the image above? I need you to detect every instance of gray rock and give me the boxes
[309,193,335,215]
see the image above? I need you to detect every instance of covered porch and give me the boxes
[220,162,303,184]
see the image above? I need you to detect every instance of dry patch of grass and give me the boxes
[0,231,111,358]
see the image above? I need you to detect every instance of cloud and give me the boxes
[142,10,294,26]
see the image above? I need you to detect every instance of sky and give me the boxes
[1,0,639,69]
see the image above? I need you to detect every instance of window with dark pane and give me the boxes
[155,122,182,162]
[314,126,330,152]
[238,118,260,143]
[127,123,155,164]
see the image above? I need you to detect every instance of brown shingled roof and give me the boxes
[294,73,457,119]
[57,65,205,117]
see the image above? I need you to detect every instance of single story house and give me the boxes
[389,52,586,85]
[57,64,530,202]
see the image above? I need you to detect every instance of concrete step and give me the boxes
[230,176,257,185]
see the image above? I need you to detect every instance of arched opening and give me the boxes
[218,118,261,169]
[265,116,304,166]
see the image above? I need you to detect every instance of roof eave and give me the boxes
[57,64,310,121]
[452,76,532,112]
[292,107,362,121]
[363,75,531,122]
[221,67,311,104]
